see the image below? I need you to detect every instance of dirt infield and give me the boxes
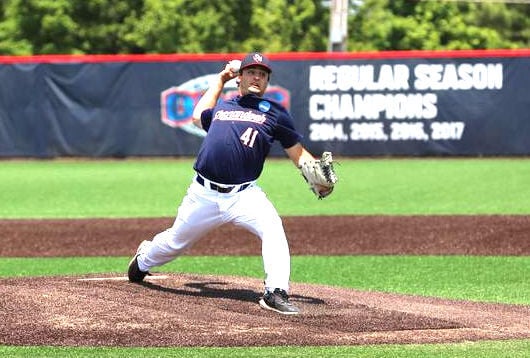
[0,215,529,347]
[1,215,529,257]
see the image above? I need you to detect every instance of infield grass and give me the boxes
[1,340,530,358]
[0,255,528,305]
[0,158,528,357]
[0,158,529,218]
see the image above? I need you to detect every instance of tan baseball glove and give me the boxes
[299,151,338,199]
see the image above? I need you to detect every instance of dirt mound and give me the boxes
[1,273,529,347]
[1,215,529,347]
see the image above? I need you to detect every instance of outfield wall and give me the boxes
[1,49,529,158]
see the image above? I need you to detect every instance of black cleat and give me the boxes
[127,241,151,283]
[259,288,300,315]
[127,254,150,283]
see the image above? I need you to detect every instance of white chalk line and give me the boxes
[77,275,169,282]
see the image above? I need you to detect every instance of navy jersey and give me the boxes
[194,94,302,184]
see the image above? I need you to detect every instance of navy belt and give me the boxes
[196,175,250,194]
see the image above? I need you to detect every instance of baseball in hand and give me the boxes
[228,60,241,74]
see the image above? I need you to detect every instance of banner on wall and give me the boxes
[0,49,529,157]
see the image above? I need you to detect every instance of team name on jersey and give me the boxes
[214,110,266,124]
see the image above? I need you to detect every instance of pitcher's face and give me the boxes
[239,66,269,96]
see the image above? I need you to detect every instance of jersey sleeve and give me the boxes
[275,110,303,148]
[200,109,214,132]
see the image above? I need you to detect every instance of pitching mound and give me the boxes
[1,273,529,347]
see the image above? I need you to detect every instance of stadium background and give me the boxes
[1,49,529,158]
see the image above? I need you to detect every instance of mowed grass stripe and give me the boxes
[0,158,529,218]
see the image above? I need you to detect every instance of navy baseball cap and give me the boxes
[239,52,272,74]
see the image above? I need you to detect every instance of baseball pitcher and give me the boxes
[128,52,337,315]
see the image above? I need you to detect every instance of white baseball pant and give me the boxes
[136,178,292,291]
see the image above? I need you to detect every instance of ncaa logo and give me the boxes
[258,101,271,112]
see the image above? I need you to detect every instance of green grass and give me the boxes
[0,159,191,218]
[1,340,529,358]
[1,255,528,305]
[0,158,529,218]
[0,158,528,357]
[263,157,530,215]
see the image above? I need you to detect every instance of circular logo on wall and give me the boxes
[161,75,290,137]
